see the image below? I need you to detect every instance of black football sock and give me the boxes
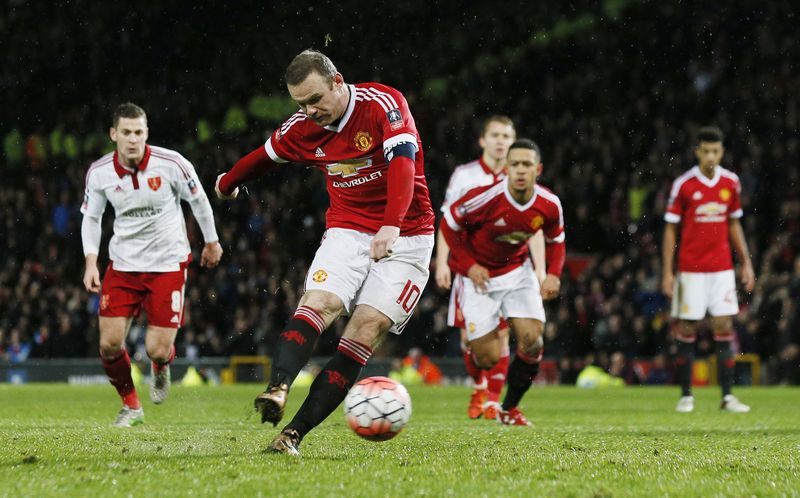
[501,350,541,411]
[676,338,695,397]
[715,335,735,397]
[269,306,325,387]
[285,338,372,438]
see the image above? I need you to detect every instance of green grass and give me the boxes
[1,384,799,497]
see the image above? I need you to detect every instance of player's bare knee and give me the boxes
[473,348,500,369]
[99,340,124,359]
[147,345,171,364]
[519,335,544,358]
[299,291,344,325]
[710,316,733,334]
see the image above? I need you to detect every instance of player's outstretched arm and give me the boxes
[661,223,678,297]
[729,218,755,292]
[216,145,281,200]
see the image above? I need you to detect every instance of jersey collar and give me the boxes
[113,145,152,178]
[478,157,504,179]
[692,164,720,187]
[324,84,356,133]
[504,178,538,211]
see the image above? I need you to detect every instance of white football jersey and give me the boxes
[441,158,504,212]
[81,145,215,272]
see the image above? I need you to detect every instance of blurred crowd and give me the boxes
[2,1,799,384]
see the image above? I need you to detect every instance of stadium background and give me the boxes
[1,1,798,384]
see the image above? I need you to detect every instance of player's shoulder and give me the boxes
[534,184,563,208]
[88,151,114,170]
[670,167,700,191]
[460,179,506,206]
[276,110,309,141]
[354,82,406,112]
[149,144,183,159]
[86,151,114,181]
[717,166,740,184]
[449,159,483,180]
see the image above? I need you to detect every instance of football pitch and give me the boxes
[1,384,798,497]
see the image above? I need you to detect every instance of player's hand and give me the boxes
[467,264,490,294]
[83,264,101,293]
[371,226,400,261]
[201,241,223,268]
[541,274,561,300]
[215,173,239,200]
[661,272,674,298]
[435,263,452,290]
[741,263,756,292]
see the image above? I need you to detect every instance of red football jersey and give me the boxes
[664,165,743,272]
[264,82,434,236]
[444,180,565,276]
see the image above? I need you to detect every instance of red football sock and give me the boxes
[102,350,140,409]
[463,349,484,385]
[486,354,509,402]
[152,343,176,374]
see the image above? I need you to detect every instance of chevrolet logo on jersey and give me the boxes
[495,231,533,244]
[326,158,373,178]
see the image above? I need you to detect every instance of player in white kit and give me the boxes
[81,103,223,427]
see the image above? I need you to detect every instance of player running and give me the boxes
[662,126,755,413]
[81,103,223,427]
[435,115,546,420]
[441,138,565,426]
[215,49,435,454]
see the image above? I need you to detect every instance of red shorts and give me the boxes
[99,261,188,328]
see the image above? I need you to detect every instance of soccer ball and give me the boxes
[343,376,412,441]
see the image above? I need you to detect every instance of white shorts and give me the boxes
[304,228,434,334]
[671,270,739,320]
[455,261,545,341]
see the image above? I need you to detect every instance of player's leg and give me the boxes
[100,316,143,426]
[451,279,487,418]
[671,272,707,413]
[462,327,489,419]
[499,318,542,427]
[674,320,697,412]
[98,266,145,426]
[145,326,178,404]
[708,270,749,412]
[255,290,344,425]
[710,321,750,412]
[268,233,433,454]
[256,229,368,426]
[271,304,392,454]
[483,322,510,420]
[142,266,186,405]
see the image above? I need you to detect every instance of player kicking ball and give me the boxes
[441,139,565,426]
[216,50,434,454]
[81,103,223,427]
[662,126,756,413]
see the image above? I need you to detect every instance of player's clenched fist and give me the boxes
[371,226,400,261]
[467,263,490,294]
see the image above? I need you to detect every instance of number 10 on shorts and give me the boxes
[397,280,421,313]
